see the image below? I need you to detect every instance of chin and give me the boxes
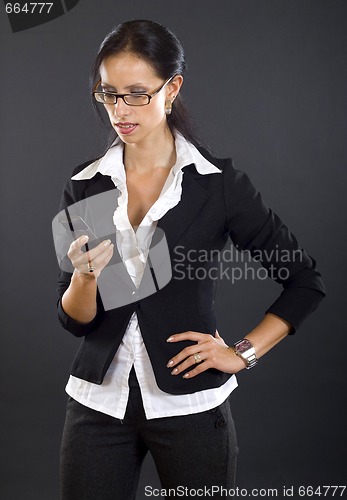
[120,136,140,145]
[114,131,139,145]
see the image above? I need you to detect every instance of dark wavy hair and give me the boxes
[90,19,202,149]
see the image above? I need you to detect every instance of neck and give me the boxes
[123,127,176,174]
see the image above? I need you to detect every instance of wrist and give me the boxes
[72,268,97,284]
[228,346,249,372]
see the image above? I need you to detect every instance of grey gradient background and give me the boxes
[0,1,346,498]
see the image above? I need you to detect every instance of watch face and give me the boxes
[236,339,253,355]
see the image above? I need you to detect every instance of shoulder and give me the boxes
[59,156,108,210]
[196,146,255,193]
[71,156,102,177]
[195,146,269,225]
[196,146,231,171]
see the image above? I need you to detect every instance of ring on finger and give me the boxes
[194,353,202,364]
[87,261,95,273]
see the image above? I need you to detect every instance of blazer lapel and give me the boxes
[85,174,117,198]
[84,175,125,268]
[156,166,209,252]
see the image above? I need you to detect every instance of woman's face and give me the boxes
[99,52,181,147]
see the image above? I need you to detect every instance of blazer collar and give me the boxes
[71,132,221,183]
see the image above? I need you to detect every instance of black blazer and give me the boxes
[57,148,325,395]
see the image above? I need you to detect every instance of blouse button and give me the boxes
[216,417,226,428]
[131,291,139,301]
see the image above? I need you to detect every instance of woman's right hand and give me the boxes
[67,235,114,279]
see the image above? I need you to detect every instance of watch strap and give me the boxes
[233,338,258,369]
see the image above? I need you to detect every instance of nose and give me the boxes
[113,97,130,119]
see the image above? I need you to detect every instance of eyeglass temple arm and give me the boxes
[92,79,102,92]
[92,74,176,96]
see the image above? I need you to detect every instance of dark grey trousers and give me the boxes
[60,368,238,500]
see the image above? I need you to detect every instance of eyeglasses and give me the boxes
[93,76,174,106]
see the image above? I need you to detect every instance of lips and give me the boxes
[115,122,138,135]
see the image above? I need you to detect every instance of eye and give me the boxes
[94,92,116,104]
[103,93,116,103]
[125,94,150,105]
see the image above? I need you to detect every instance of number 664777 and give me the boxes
[5,3,54,14]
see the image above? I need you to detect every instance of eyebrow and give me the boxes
[100,82,149,91]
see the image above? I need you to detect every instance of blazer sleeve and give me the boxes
[56,163,104,337]
[222,160,326,333]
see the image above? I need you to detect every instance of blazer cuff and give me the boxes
[57,298,99,337]
[265,287,326,334]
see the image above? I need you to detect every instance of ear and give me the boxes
[166,74,183,100]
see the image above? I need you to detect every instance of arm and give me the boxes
[61,235,114,324]
[166,161,325,378]
[61,270,98,324]
[166,312,291,377]
[55,167,114,332]
[241,312,291,358]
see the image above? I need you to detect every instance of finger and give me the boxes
[67,234,89,260]
[85,240,113,267]
[73,239,112,265]
[166,334,215,368]
[170,352,208,376]
[71,243,114,274]
[182,360,211,379]
[166,331,212,343]
[166,344,203,368]
[92,246,114,273]
[85,240,112,260]
[77,243,114,274]
[215,329,221,338]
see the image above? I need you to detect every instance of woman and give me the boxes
[56,19,325,499]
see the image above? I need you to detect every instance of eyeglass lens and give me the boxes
[94,92,150,106]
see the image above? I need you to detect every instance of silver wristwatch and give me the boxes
[233,338,258,369]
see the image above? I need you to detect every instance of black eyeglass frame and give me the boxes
[92,75,175,106]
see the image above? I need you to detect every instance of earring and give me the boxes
[165,99,173,115]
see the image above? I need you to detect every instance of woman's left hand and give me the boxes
[166,330,246,378]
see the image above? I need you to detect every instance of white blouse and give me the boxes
[65,133,238,419]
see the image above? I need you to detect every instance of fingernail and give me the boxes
[104,239,111,246]
[183,373,190,379]
[167,360,174,367]
[166,336,174,342]
[81,235,89,243]
[171,368,178,375]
